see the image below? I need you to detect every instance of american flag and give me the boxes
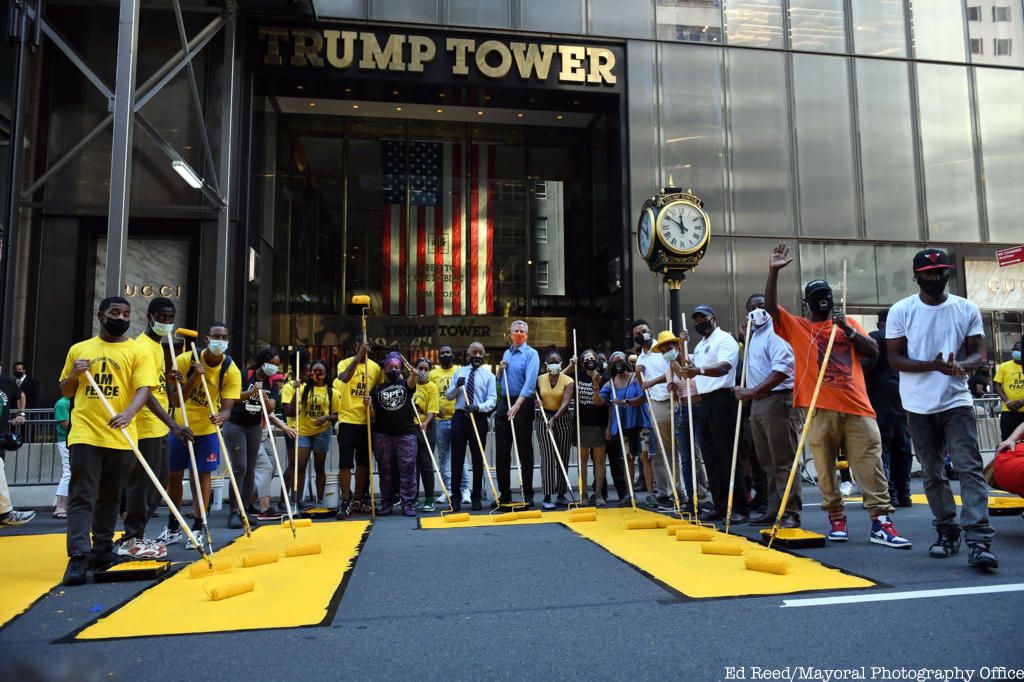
[381,140,494,316]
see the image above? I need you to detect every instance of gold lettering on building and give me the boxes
[259,27,617,86]
[124,284,183,298]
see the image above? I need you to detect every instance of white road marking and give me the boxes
[782,583,1024,608]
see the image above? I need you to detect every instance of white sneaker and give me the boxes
[185,529,207,552]
[140,537,168,559]
[155,527,182,545]
[840,481,853,497]
[0,509,35,526]
[116,537,164,559]
[435,494,448,505]
[462,491,472,505]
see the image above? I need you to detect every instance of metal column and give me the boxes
[213,17,237,321]
[104,0,141,298]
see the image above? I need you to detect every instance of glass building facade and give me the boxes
[3,0,1024,402]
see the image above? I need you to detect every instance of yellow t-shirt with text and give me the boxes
[174,351,242,436]
[289,383,342,436]
[412,380,440,426]
[334,357,382,425]
[279,381,297,429]
[428,365,459,419]
[60,336,159,450]
[133,334,170,439]
[994,360,1024,413]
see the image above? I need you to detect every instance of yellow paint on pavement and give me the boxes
[422,508,873,599]
[76,520,369,640]
[0,533,67,629]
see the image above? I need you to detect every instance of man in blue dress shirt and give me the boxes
[445,342,496,511]
[496,321,541,507]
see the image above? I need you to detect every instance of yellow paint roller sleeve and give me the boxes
[59,336,158,449]
[173,350,242,436]
[334,357,382,425]
[428,364,459,418]
[289,383,342,436]
[132,334,171,439]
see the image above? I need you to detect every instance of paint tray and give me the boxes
[93,560,172,582]
[301,507,335,520]
[988,497,1024,516]
[759,527,827,549]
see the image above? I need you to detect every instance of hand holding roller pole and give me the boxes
[501,371,528,509]
[409,395,457,517]
[536,398,579,510]
[608,380,637,512]
[725,315,754,534]
[166,330,213,552]
[461,384,502,506]
[637,368,683,518]
[82,369,211,567]
[256,388,298,538]
[352,295,376,518]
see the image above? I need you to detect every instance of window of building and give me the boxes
[851,0,908,57]
[909,0,968,61]
[966,5,982,21]
[970,38,984,54]
[533,180,547,199]
[535,261,549,289]
[724,0,784,48]
[976,68,1024,242]
[535,217,548,243]
[656,0,724,43]
[968,0,1024,64]
[993,5,1011,22]
[789,0,847,53]
[994,38,1013,55]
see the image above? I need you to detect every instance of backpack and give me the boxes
[186,353,234,402]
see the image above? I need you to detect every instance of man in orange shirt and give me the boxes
[765,242,910,549]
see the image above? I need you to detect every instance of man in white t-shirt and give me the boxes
[679,305,744,523]
[886,248,997,570]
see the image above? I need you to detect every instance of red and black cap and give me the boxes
[913,248,952,272]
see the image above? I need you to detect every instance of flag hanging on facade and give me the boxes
[381,140,494,316]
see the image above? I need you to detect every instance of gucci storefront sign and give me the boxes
[965,258,1024,310]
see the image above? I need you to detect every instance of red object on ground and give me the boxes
[993,442,1024,496]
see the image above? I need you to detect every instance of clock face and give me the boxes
[656,200,709,255]
[637,208,655,259]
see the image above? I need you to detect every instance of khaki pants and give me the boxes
[0,456,12,515]
[648,399,681,497]
[807,409,893,517]
[750,390,803,519]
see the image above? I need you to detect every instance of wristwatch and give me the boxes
[698,367,705,376]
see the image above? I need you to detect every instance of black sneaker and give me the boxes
[967,543,998,570]
[471,500,482,511]
[63,555,88,586]
[89,549,120,572]
[928,530,961,558]
[227,512,243,529]
[336,499,351,520]
[616,496,633,508]
[656,496,676,512]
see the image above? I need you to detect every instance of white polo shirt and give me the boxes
[636,348,670,401]
[692,327,739,394]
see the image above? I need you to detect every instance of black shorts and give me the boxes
[337,422,370,469]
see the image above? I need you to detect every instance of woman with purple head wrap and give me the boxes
[366,352,419,516]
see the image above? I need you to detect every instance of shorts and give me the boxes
[169,433,220,473]
[579,424,606,449]
[298,430,332,453]
[625,427,651,457]
[337,422,370,469]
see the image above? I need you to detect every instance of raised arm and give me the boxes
[764,242,793,320]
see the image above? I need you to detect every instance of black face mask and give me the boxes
[439,354,454,368]
[583,359,597,371]
[918,273,949,297]
[634,332,651,347]
[469,356,484,368]
[612,362,626,375]
[13,371,25,378]
[385,368,403,382]
[101,315,130,337]
[807,295,834,315]
[694,321,714,337]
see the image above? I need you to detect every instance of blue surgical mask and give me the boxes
[152,321,174,337]
[547,362,561,374]
[263,363,279,376]
[209,340,229,356]
[663,348,679,362]
[1014,351,1022,362]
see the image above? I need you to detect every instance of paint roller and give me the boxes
[567,510,596,523]
[409,385,465,523]
[514,510,542,519]
[240,551,280,568]
[744,551,790,575]
[352,295,376,518]
[725,314,754,534]
[165,328,214,553]
[675,528,715,542]
[623,518,659,530]
[535,393,582,512]
[189,556,235,578]
[281,518,312,527]
[766,324,839,550]
[80,370,251,598]
[701,542,744,556]
[256,390,323,558]
[500,370,530,509]
[664,521,693,535]
[205,576,256,601]
[177,332,253,542]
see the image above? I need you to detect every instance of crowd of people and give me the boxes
[0,243,1021,586]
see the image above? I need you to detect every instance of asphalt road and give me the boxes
[1,479,1022,682]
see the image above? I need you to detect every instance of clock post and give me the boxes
[635,182,711,335]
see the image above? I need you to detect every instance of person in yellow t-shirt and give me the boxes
[278,351,309,509]
[428,346,461,506]
[284,359,341,509]
[58,296,158,586]
[412,358,441,511]
[162,323,241,546]
[120,297,194,559]
[994,338,1024,441]
[535,349,575,509]
[334,336,382,517]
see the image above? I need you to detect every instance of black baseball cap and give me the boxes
[803,279,831,299]
[913,248,952,272]
[692,305,716,318]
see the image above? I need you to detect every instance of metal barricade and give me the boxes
[6,407,62,486]
[974,395,1003,455]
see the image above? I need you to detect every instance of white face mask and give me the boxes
[152,321,174,336]
[663,348,679,362]
[209,339,229,356]
[547,362,561,374]
[749,308,771,329]
[263,363,279,376]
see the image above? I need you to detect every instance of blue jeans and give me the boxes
[434,418,453,498]
[675,402,703,501]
